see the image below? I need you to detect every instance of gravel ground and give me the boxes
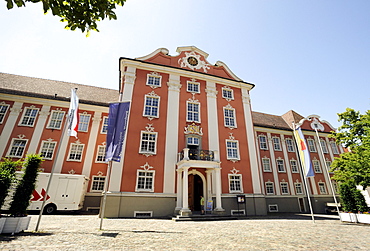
[1,214,369,250]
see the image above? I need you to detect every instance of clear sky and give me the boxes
[1,0,369,128]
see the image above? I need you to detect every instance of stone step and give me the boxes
[172,214,241,222]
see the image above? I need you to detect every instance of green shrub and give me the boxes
[0,158,21,211]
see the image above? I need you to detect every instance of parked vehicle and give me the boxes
[2,172,89,214]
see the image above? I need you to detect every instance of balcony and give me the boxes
[178,148,220,162]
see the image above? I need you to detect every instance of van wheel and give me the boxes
[44,204,57,214]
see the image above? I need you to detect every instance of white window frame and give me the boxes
[226,139,240,160]
[40,140,57,160]
[318,182,327,194]
[136,169,155,192]
[78,113,90,132]
[187,136,200,146]
[312,159,322,173]
[139,131,158,155]
[91,176,106,192]
[330,142,339,154]
[228,174,243,193]
[307,139,316,152]
[259,135,268,150]
[262,157,271,172]
[67,143,85,161]
[0,103,10,124]
[146,73,162,88]
[7,138,28,158]
[320,140,328,153]
[286,138,295,152]
[186,101,200,123]
[295,183,303,194]
[325,160,332,172]
[96,145,106,163]
[19,106,39,127]
[223,106,237,128]
[276,159,285,172]
[265,182,275,195]
[268,204,278,212]
[290,159,299,173]
[187,81,200,93]
[143,94,160,118]
[280,182,289,195]
[101,116,109,134]
[273,137,282,151]
[47,110,65,130]
[222,87,234,100]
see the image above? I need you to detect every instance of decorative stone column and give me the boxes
[213,167,225,214]
[180,167,191,216]
[175,168,183,213]
[206,169,213,203]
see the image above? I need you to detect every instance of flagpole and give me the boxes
[314,127,341,220]
[99,160,112,230]
[293,123,315,223]
[35,88,78,231]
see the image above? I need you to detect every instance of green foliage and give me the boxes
[0,158,22,211]
[9,154,42,217]
[330,108,370,188]
[339,183,368,212]
[5,0,127,33]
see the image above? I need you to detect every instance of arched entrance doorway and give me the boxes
[188,174,203,212]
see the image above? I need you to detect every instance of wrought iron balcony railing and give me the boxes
[178,148,218,162]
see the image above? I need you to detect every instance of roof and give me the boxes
[252,111,294,131]
[0,73,118,106]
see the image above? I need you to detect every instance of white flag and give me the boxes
[67,89,79,138]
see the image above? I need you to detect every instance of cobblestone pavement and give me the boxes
[1,214,370,250]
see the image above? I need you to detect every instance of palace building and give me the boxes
[0,46,343,217]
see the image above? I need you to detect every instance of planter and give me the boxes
[1,216,31,234]
[356,214,370,224]
[0,218,6,233]
[339,212,358,223]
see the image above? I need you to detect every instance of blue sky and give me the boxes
[1,0,369,128]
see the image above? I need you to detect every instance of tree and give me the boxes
[330,108,370,189]
[5,0,126,33]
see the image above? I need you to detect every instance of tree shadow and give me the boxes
[0,231,53,242]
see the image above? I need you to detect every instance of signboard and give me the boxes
[237,195,245,204]
[206,200,213,211]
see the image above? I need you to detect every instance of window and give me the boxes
[222,87,234,100]
[286,138,295,152]
[140,132,157,154]
[8,139,27,158]
[68,143,84,161]
[96,145,106,162]
[273,137,281,151]
[320,140,328,153]
[187,81,200,93]
[78,113,90,132]
[226,140,239,160]
[91,176,106,192]
[143,95,160,118]
[146,74,161,87]
[0,104,9,123]
[290,159,299,173]
[40,141,57,160]
[47,110,65,129]
[20,107,39,126]
[224,107,236,128]
[277,159,285,172]
[187,137,199,146]
[266,182,274,195]
[101,117,109,134]
[295,183,303,194]
[330,142,339,154]
[259,135,268,150]
[318,182,327,194]
[312,160,322,173]
[268,204,278,212]
[280,182,289,195]
[307,139,316,152]
[136,170,155,192]
[262,158,271,172]
[325,161,332,172]
[187,102,200,123]
[229,174,242,193]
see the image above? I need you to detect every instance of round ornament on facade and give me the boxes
[187,56,198,66]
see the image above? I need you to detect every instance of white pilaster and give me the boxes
[27,105,50,154]
[82,111,102,177]
[163,74,181,193]
[206,81,219,152]
[175,169,183,210]
[180,167,191,215]
[110,66,136,191]
[267,133,280,195]
[214,167,224,211]
[0,102,23,156]
[241,88,262,194]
